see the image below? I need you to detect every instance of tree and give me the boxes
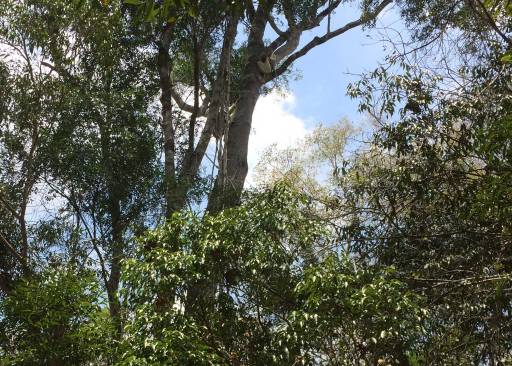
[342,40,512,363]
[1,0,511,363]
[0,0,162,334]
[254,119,355,198]
[207,0,393,211]
[0,1,68,292]
[124,0,394,213]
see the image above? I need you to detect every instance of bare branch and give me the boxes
[273,28,301,63]
[170,87,196,114]
[170,86,209,116]
[268,1,343,57]
[268,14,286,36]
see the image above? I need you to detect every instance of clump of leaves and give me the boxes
[120,184,422,365]
[0,266,114,366]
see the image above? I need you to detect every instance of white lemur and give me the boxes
[257,52,277,75]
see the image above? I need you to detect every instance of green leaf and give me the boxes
[124,0,144,5]
[500,52,512,63]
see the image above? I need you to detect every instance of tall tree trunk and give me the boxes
[207,4,271,212]
[157,26,179,217]
[179,13,240,315]
[98,122,124,336]
[207,76,261,212]
[106,194,123,335]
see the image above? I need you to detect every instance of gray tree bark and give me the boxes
[207,3,273,212]
[157,26,180,217]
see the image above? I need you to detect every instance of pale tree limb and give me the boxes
[271,0,393,81]
[170,85,211,116]
[268,0,343,53]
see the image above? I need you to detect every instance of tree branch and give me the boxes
[170,86,199,114]
[472,0,512,47]
[0,231,26,268]
[0,193,21,221]
[273,28,301,63]
[268,14,286,36]
[40,61,77,85]
[270,0,392,81]
[44,178,110,288]
[267,0,343,58]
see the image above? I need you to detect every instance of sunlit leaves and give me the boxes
[122,0,191,23]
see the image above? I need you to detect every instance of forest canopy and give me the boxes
[0,0,511,365]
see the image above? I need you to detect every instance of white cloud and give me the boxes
[246,91,309,186]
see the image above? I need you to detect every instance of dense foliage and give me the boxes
[120,186,422,365]
[0,267,113,365]
[343,54,512,364]
[1,0,511,365]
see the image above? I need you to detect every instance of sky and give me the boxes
[246,3,403,183]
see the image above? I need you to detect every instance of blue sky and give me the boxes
[277,3,401,126]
